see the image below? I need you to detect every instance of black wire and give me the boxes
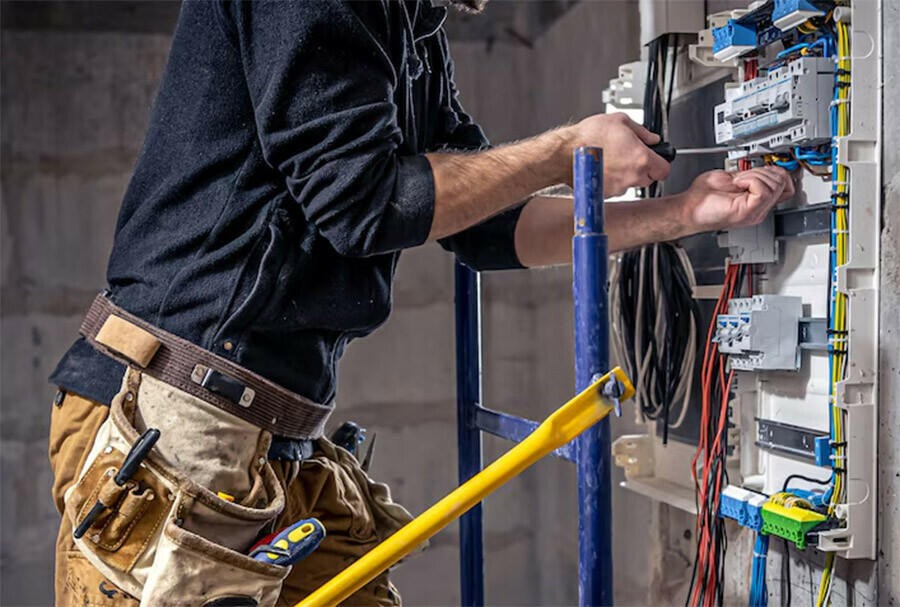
[617,244,700,442]
[781,539,792,606]
[782,473,832,492]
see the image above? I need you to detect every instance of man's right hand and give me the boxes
[561,113,671,197]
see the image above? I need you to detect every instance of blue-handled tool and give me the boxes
[249,518,326,566]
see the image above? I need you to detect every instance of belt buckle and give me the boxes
[191,364,255,408]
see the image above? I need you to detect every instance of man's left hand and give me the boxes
[681,166,795,233]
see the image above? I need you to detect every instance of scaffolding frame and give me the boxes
[454,148,613,606]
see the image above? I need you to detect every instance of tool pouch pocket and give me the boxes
[142,510,288,607]
[63,368,289,606]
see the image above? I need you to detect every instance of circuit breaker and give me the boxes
[715,295,801,371]
[715,57,833,152]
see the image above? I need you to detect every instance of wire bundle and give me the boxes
[817,18,852,607]
[686,264,747,607]
[611,245,701,442]
[612,34,701,442]
[749,533,770,607]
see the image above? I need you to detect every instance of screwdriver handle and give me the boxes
[649,141,677,163]
[73,428,160,540]
[116,428,160,485]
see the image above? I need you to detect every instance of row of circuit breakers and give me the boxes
[709,1,845,372]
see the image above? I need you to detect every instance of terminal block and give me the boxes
[715,295,802,371]
[714,57,833,154]
[772,0,826,31]
[719,485,767,531]
[712,19,756,61]
[760,502,826,549]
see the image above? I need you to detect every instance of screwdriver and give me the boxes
[249,518,326,566]
[74,428,161,539]
[649,141,736,162]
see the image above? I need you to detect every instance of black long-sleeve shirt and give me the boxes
[50,0,524,408]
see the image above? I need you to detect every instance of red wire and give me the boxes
[690,264,739,607]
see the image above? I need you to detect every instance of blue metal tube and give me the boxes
[572,147,613,606]
[473,407,578,462]
[455,262,485,607]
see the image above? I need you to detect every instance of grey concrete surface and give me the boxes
[879,0,899,604]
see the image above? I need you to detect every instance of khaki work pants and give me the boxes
[49,374,406,606]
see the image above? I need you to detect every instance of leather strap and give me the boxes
[80,294,333,439]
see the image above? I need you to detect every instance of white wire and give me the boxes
[669,245,698,429]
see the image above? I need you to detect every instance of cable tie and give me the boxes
[826,329,849,335]
[830,99,850,107]
[835,68,851,76]
[831,192,849,199]
[833,229,850,234]
[833,467,846,473]
[834,56,852,61]
[830,441,847,447]
[831,180,849,185]
[835,81,851,88]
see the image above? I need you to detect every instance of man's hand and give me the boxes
[514,166,795,267]
[562,113,671,196]
[681,166,795,233]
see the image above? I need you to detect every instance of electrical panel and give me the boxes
[610,0,882,589]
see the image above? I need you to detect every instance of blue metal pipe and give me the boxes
[455,262,485,607]
[572,147,613,606]
[473,407,578,462]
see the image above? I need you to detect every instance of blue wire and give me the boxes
[774,159,799,171]
[749,533,770,607]
[794,146,830,160]
[776,42,811,59]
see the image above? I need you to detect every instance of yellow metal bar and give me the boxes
[296,367,634,607]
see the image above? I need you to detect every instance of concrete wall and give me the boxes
[0,2,643,605]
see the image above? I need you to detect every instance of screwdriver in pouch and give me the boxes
[249,518,326,566]
[73,428,161,539]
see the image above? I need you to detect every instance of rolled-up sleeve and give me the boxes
[435,34,525,271]
[232,1,434,257]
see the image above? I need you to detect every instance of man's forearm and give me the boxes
[514,194,692,267]
[425,129,570,240]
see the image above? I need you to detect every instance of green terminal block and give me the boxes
[760,502,826,549]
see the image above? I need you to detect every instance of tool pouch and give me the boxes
[63,368,290,606]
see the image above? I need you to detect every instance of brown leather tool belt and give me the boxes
[80,293,333,439]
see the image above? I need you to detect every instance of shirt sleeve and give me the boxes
[434,33,525,272]
[230,0,434,257]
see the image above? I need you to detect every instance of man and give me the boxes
[48,0,793,605]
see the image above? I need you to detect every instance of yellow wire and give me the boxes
[817,21,850,607]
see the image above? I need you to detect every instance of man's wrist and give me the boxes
[667,192,696,241]
[543,126,577,183]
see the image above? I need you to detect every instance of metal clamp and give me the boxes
[191,364,255,408]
